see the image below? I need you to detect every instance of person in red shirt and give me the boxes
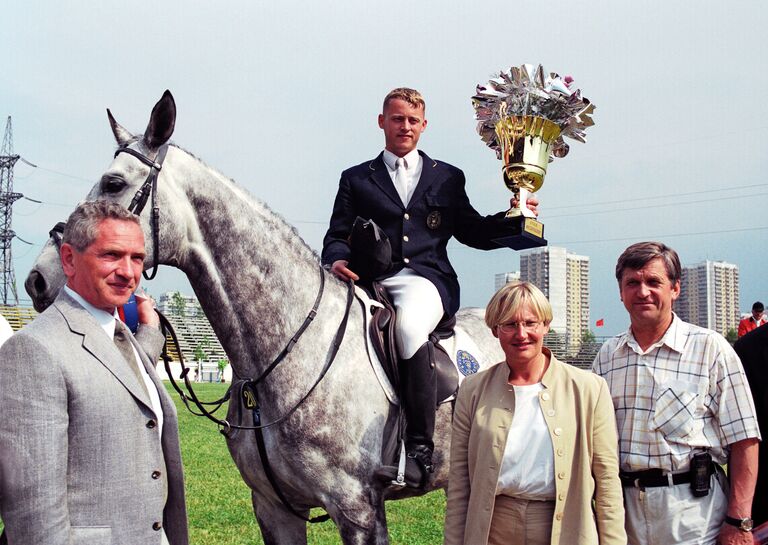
[738,301,767,338]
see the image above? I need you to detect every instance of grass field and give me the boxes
[1,382,447,544]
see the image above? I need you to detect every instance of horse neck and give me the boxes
[168,152,330,375]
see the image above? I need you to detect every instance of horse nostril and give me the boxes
[27,270,46,296]
[34,273,47,295]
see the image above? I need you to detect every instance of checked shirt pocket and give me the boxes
[652,382,700,441]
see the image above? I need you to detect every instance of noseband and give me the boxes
[113,143,169,280]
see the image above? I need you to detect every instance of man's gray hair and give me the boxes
[615,241,681,284]
[62,201,140,252]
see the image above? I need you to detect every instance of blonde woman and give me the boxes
[444,281,626,545]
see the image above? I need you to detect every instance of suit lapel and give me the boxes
[408,150,438,207]
[55,292,155,411]
[368,153,405,209]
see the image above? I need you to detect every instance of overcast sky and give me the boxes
[3,0,767,335]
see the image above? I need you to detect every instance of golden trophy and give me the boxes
[473,64,594,249]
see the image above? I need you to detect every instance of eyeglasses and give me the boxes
[497,320,542,333]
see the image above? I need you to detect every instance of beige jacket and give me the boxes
[444,350,626,545]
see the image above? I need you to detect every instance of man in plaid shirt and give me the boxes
[593,241,760,545]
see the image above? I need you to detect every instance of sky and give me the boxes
[3,0,767,336]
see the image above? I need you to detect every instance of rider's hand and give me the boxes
[330,260,359,282]
[510,195,540,217]
[135,288,160,329]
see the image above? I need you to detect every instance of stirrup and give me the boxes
[391,440,407,488]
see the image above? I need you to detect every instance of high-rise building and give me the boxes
[676,260,740,336]
[519,246,590,345]
[494,271,520,291]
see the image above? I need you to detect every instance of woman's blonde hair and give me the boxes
[484,281,553,329]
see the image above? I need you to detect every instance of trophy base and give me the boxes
[493,216,547,250]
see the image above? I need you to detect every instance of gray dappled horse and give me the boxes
[24,91,503,545]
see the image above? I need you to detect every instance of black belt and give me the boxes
[619,465,715,488]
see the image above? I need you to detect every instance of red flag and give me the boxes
[596,319,604,327]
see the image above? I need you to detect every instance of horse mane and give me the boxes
[169,142,322,263]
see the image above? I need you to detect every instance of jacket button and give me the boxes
[557,448,564,457]
[547,409,555,417]
[556,513,563,521]
[403,235,409,242]
[153,522,163,531]
[558,471,566,479]
[146,419,157,429]
[541,392,550,401]
[152,470,162,479]
[554,427,562,436]
[404,213,410,220]
[559,493,565,501]
[403,258,410,264]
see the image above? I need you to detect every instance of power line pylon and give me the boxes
[0,116,23,306]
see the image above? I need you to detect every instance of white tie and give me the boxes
[394,157,409,206]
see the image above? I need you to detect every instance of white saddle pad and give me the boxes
[353,286,498,405]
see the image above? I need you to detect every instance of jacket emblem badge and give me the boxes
[426,211,441,230]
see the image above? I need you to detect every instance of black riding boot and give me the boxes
[375,341,437,488]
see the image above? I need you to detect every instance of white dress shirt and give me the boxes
[382,148,423,207]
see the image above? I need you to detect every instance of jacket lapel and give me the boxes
[55,291,155,411]
[483,364,516,467]
[368,153,406,209]
[408,150,438,207]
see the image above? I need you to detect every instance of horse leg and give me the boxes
[327,490,389,545]
[251,491,308,545]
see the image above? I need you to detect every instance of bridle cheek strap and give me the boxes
[114,143,169,280]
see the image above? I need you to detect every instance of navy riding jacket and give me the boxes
[322,151,512,317]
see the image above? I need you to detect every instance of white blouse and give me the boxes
[496,382,556,500]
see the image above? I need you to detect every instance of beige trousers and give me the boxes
[488,495,555,545]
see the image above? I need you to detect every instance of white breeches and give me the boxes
[379,268,444,359]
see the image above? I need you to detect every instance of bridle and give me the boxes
[48,142,167,276]
[114,142,169,281]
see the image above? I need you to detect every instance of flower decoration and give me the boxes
[473,63,595,160]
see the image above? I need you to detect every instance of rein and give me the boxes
[158,266,353,524]
[161,265,353,432]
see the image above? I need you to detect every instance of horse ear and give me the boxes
[107,109,134,147]
[144,90,176,149]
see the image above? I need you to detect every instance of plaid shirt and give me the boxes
[593,313,760,473]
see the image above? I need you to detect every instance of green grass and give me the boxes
[1,382,447,544]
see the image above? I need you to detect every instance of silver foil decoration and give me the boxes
[472,64,595,160]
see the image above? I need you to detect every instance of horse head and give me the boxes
[26,90,193,311]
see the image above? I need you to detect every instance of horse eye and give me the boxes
[101,177,127,194]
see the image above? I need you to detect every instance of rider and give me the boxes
[322,88,535,488]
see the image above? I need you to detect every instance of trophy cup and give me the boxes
[473,64,595,250]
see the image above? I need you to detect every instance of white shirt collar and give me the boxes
[64,285,118,339]
[382,148,420,171]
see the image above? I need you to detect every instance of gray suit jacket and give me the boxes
[0,290,188,545]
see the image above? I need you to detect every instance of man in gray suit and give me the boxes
[0,201,188,544]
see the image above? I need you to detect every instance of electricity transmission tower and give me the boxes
[0,116,23,306]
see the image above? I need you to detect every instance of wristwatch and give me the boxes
[724,515,753,532]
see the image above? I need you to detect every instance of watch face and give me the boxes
[741,518,754,532]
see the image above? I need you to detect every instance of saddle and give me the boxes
[362,281,459,405]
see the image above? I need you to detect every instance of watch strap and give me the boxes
[724,515,753,532]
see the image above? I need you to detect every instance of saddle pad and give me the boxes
[354,287,500,405]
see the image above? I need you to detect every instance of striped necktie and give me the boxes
[114,320,149,397]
